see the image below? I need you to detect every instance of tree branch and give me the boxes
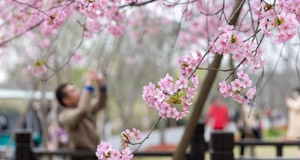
[41,20,86,81]
[0,20,44,48]
[119,0,157,8]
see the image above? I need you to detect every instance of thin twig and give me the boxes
[0,20,44,47]
[256,43,286,97]
[11,0,49,16]
[45,0,75,11]
[198,67,234,72]
[163,0,197,7]
[296,29,300,84]
[199,7,223,16]
[171,0,190,47]
[41,20,86,81]
[132,117,162,153]
[120,0,157,8]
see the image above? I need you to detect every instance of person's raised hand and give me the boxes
[86,69,97,86]
[97,73,105,87]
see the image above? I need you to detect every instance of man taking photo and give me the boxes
[55,69,107,157]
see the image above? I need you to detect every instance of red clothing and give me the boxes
[206,104,230,130]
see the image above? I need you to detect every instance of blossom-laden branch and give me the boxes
[0,20,44,48]
[10,0,49,16]
[198,67,234,72]
[125,117,161,152]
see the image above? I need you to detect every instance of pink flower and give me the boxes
[111,149,120,160]
[71,53,82,62]
[243,78,252,88]
[124,129,133,140]
[176,109,189,120]
[132,128,141,141]
[107,23,126,36]
[186,88,197,99]
[219,81,227,93]
[95,145,105,159]
[191,74,199,88]
[224,86,233,98]
[121,148,133,160]
[246,87,256,100]
[167,108,179,119]
[231,79,242,91]
[27,65,47,77]
[85,19,102,38]
[105,6,125,22]
[160,102,170,114]
[218,25,234,33]
[219,81,232,98]
[126,57,136,64]
[102,142,112,154]
[153,89,165,102]
[237,71,249,80]
[175,76,188,89]
[44,9,66,29]
[232,94,249,104]
[39,39,51,48]
[177,51,202,77]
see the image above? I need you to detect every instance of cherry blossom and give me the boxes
[27,60,47,77]
[107,23,126,36]
[44,9,66,29]
[210,25,266,73]
[96,128,139,160]
[71,53,83,62]
[219,71,256,104]
[143,51,201,120]
[252,0,299,44]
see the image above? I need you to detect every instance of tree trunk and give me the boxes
[173,1,244,159]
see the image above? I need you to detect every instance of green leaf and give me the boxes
[231,34,236,43]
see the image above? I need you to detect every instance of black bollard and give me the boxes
[15,130,36,160]
[190,122,207,160]
[210,131,234,160]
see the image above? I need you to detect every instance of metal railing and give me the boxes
[12,123,300,160]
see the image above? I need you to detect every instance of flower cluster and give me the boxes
[121,128,141,148]
[210,25,266,72]
[79,0,108,18]
[27,59,47,77]
[252,0,299,43]
[278,0,300,23]
[219,71,256,104]
[84,19,103,38]
[143,51,201,120]
[95,128,140,160]
[127,9,166,43]
[107,23,126,37]
[79,0,126,36]
[95,141,133,160]
[177,51,202,77]
[44,9,66,29]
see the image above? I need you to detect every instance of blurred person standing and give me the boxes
[205,97,230,130]
[55,69,107,160]
[238,102,262,157]
[285,87,300,140]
